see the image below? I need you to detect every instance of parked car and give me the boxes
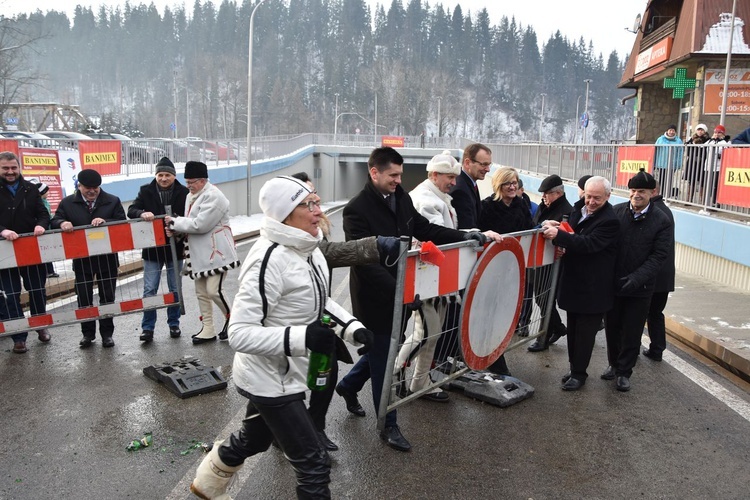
[86,132,166,164]
[186,138,235,161]
[39,130,91,149]
[0,131,57,149]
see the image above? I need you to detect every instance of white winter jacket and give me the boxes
[410,178,458,229]
[229,217,366,398]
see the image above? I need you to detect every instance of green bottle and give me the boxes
[307,315,332,391]
[126,432,153,451]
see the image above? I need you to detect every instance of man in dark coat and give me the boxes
[528,174,574,352]
[128,157,189,342]
[643,180,675,361]
[449,143,492,230]
[51,169,126,348]
[0,151,51,354]
[336,147,492,452]
[542,176,620,390]
[604,169,672,392]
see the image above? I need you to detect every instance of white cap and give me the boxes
[259,175,313,222]
[696,123,708,131]
[426,150,460,175]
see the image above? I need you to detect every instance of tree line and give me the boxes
[5,0,633,142]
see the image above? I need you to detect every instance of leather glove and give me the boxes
[619,277,638,294]
[464,231,488,245]
[353,328,374,355]
[406,293,423,312]
[305,322,336,354]
[376,236,401,265]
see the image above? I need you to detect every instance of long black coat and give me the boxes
[343,180,468,334]
[553,199,620,314]
[532,194,574,226]
[612,201,672,298]
[449,170,482,230]
[51,189,126,272]
[651,196,675,293]
[127,179,189,262]
[478,195,534,234]
[0,176,50,234]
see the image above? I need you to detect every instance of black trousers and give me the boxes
[0,264,48,343]
[566,312,605,380]
[220,394,331,499]
[646,291,669,356]
[605,296,652,378]
[74,261,117,339]
[531,265,566,338]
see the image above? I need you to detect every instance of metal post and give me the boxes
[719,0,738,127]
[583,79,592,144]
[246,0,269,216]
[574,95,581,144]
[374,93,378,146]
[173,70,178,139]
[539,93,546,143]
[164,208,185,315]
[333,93,339,144]
[437,96,442,139]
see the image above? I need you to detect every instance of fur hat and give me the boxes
[538,174,563,193]
[77,169,102,188]
[578,174,593,191]
[36,182,49,195]
[155,156,176,176]
[696,123,708,132]
[628,168,656,190]
[714,124,726,134]
[426,150,460,175]
[184,161,208,179]
[259,175,313,222]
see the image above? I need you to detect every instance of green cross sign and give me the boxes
[663,67,696,99]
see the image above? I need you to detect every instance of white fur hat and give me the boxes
[426,150,460,175]
[259,175,313,222]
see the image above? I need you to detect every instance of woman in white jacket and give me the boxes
[191,175,373,500]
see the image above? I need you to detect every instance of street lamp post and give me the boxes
[246,0,269,216]
[719,0,738,127]
[333,93,339,143]
[574,95,582,143]
[335,111,360,145]
[437,96,442,139]
[582,79,592,144]
[539,93,546,143]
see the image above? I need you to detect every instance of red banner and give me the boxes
[78,140,121,175]
[717,147,750,208]
[615,146,655,187]
[0,140,20,156]
[381,136,405,148]
[18,148,63,214]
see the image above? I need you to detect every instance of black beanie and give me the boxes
[628,168,656,189]
[155,156,176,176]
[78,169,102,187]
[578,175,593,191]
[184,161,208,179]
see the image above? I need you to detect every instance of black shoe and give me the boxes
[548,326,567,345]
[379,425,412,452]
[139,330,154,342]
[420,391,449,402]
[317,431,338,451]
[79,337,94,349]
[527,339,548,352]
[616,376,631,392]
[48,272,60,278]
[335,384,366,417]
[169,326,181,338]
[561,372,572,383]
[601,366,616,380]
[102,337,115,348]
[642,348,662,361]
[218,316,230,341]
[562,377,585,391]
[192,334,217,345]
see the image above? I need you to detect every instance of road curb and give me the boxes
[666,317,750,383]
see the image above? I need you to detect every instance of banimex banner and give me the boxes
[382,136,405,148]
[18,148,63,213]
[78,140,121,175]
[615,146,655,187]
[717,148,750,208]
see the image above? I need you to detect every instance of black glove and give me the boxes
[353,328,374,355]
[464,231,488,245]
[406,293,423,312]
[619,277,638,294]
[377,236,401,265]
[305,322,335,354]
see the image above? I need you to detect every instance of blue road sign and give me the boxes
[5,117,19,125]
[170,122,176,131]
[580,112,589,128]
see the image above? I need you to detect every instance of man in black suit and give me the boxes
[449,143,492,230]
[542,176,620,391]
[335,147,494,452]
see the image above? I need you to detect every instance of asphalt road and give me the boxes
[2,209,750,499]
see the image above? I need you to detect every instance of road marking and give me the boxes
[166,404,261,500]
[331,274,349,304]
[646,337,750,422]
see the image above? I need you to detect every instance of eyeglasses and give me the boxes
[501,181,519,188]
[297,200,321,212]
[471,159,492,168]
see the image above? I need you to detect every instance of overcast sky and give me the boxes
[3,0,646,57]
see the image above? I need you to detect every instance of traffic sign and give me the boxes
[580,112,589,128]
[169,122,176,131]
[5,117,19,125]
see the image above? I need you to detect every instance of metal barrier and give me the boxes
[0,218,182,338]
[377,229,561,430]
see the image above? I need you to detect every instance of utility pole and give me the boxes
[719,0,738,127]
[246,0,269,216]
[582,79,592,144]
[539,93,546,143]
[437,96,442,139]
[173,69,178,138]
